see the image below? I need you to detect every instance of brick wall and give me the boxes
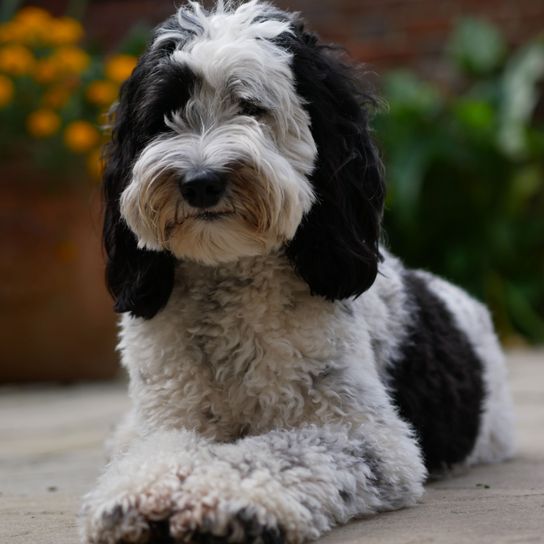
[27,0,544,79]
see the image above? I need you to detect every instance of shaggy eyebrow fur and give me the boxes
[144,62,199,128]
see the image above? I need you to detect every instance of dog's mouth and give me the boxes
[192,211,235,221]
[168,209,235,230]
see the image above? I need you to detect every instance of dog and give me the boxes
[80,1,515,543]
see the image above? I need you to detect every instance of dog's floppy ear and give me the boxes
[278,23,385,301]
[103,34,180,320]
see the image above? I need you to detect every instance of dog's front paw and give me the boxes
[169,500,284,544]
[81,475,181,544]
[81,478,284,544]
[83,494,283,544]
[80,431,292,544]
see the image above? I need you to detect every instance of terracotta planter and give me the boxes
[0,180,119,382]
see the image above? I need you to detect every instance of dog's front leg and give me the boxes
[80,429,216,544]
[175,422,426,543]
[81,419,425,544]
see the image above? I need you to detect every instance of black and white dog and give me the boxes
[81,2,515,542]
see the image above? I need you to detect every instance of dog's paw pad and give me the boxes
[97,503,150,544]
[90,489,178,544]
[170,504,284,544]
[227,509,284,544]
[147,520,175,544]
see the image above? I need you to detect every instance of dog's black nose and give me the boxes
[179,171,227,208]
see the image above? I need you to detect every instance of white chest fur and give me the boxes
[118,252,407,441]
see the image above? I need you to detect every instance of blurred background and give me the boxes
[1,0,543,383]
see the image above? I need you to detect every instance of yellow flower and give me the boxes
[0,22,19,43]
[86,79,118,106]
[1,9,83,47]
[27,109,61,138]
[50,46,90,74]
[0,74,14,107]
[49,17,84,46]
[87,148,104,180]
[12,7,53,44]
[105,54,137,84]
[15,7,51,27]
[64,120,100,153]
[0,44,35,75]
[42,86,70,108]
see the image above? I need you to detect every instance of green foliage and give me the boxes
[448,18,507,75]
[375,19,544,343]
[0,0,22,23]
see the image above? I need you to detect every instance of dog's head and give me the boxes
[103,0,385,318]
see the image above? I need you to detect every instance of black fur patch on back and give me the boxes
[389,272,484,472]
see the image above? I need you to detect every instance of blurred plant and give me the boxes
[375,18,544,343]
[0,6,148,181]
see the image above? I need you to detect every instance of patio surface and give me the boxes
[1,349,543,544]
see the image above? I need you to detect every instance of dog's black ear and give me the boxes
[277,23,385,300]
[103,33,181,319]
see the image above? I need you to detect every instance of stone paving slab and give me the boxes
[0,350,543,544]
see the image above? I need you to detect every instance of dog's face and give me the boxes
[120,5,317,264]
[104,1,385,318]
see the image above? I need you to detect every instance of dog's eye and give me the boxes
[239,99,267,117]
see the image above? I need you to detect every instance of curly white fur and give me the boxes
[81,251,514,543]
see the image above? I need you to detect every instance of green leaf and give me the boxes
[448,18,506,75]
[499,39,544,157]
[0,0,22,22]
[453,99,495,136]
[506,285,544,342]
[386,139,433,224]
[508,165,543,213]
[383,70,442,115]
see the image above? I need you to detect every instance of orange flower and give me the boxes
[1,9,83,47]
[13,7,52,44]
[0,44,35,75]
[86,80,118,106]
[0,22,20,43]
[105,54,137,84]
[50,46,90,74]
[0,74,14,107]
[27,109,61,138]
[15,7,51,27]
[49,17,84,46]
[64,120,100,153]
